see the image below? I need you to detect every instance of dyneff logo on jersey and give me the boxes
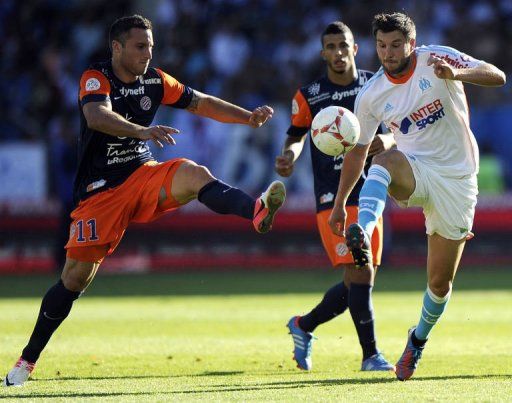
[119,86,145,97]
[331,87,361,101]
[390,99,445,134]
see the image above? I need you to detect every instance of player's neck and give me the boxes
[327,68,357,86]
[111,58,139,84]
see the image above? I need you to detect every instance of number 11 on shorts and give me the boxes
[75,219,99,242]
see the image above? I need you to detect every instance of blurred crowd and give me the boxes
[1,0,512,197]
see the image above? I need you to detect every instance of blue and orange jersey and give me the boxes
[74,60,193,204]
[287,70,379,211]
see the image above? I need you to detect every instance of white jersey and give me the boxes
[355,45,483,177]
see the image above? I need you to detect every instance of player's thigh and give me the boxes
[61,257,101,292]
[372,149,416,201]
[342,264,374,286]
[163,160,216,205]
[426,233,466,296]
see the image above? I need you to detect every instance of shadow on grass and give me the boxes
[1,268,511,298]
[3,374,510,398]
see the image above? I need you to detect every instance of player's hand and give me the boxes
[139,125,180,148]
[328,204,347,237]
[427,55,457,80]
[275,150,295,177]
[248,105,274,128]
[368,134,396,156]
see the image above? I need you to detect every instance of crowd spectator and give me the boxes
[1,0,511,196]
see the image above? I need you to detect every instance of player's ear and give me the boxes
[409,37,416,50]
[353,43,359,56]
[111,40,121,55]
[320,49,326,60]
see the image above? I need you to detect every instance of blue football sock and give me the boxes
[358,165,391,236]
[197,180,255,219]
[299,282,349,332]
[414,286,451,341]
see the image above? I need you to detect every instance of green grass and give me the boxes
[1,268,511,401]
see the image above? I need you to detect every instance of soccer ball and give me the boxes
[311,106,360,156]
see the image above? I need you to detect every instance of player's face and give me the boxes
[375,30,415,75]
[321,33,358,75]
[113,28,153,77]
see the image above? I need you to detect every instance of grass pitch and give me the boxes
[1,268,511,401]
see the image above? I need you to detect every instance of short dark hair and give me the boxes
[109,15,152,49]
[321,21,354,46]
[371,12,416,39]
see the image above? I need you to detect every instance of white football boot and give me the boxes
[3,357,35,387]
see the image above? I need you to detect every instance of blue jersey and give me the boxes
[287,70,378,211]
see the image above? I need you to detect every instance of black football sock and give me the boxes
[21,280,81,363]
[349,283,378,360]
[197,180,255,219]
[298,282,349,333]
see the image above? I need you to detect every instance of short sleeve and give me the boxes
[155,68,193,108]
[286,90,312,137]
[79,70,111,105]
[354,90,380,145]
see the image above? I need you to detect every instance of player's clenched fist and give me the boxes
[139,125,180,148]
[248,105,274,128]
[328,205,347,237]
[275,151,295,177]
[427,55,456,80]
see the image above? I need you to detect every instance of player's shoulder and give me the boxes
[297,76,327,97]
[415,44,466,62]
[356,68,386,98]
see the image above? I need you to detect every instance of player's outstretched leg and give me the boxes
[253,180,286,233]
[286,316,315,370]
[395,326,425,381]
[346,223,373,268]
[3,259,96,387]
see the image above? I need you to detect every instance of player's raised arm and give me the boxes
[82,101,179,148]
[275,136,307,177]
[328,143,370,236]
[427,55,506,87]
[185,90,273,128]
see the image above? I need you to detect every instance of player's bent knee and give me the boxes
[61,258,97,292]
[428,278,452,298]
[172,161,215,200]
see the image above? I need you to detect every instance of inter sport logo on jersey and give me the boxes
[390,99,445,134]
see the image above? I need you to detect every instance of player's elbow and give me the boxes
[498,70,506,86]
[83,107,105,131]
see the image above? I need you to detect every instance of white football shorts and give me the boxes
[394,153,478,240]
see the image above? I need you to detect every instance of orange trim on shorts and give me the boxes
[316,206,383,267]
[66,245,108,263]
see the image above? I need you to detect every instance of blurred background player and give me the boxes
[329,12,506,381]
[275,21,395,371]
[3,14,286,387]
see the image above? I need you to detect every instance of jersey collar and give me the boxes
[384,52,417,84]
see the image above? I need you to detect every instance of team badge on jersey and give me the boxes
[308,83,321,96]
[85,78,101,91]
[418,77,432,93]
[140,96,152,111]
[291,99,299,115]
